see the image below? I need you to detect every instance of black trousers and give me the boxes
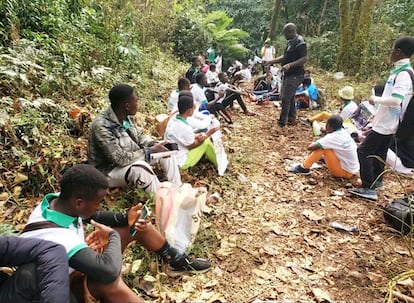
[221,93,248,113]
[357,130,392,188]
[0,264,39,303]
[279,74,304,125]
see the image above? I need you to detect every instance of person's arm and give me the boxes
[282,43,307,72]
[69,222,122,284]
[265,55,283,65]
[307,142,320,151]
[188,127,219,149]
[90,120,146,167]
[0,236,70,303]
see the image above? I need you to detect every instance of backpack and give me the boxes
[383,194,414,235]
[395,69,414,140]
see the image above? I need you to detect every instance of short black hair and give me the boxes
[178,92,194,114]
[210,64,216,71]
[326,115,343,131]
[109,84,134,110]
[60,164,108,201]
[374,83,385,97]
[303,78,312,86]
[195,73,205,85]
[394,37,414,57]
[178,78,191,91]
[218,72,226,81]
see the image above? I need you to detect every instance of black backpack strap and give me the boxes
[396,68,414,139]
[21,221,61,234]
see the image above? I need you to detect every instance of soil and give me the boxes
[158,100,414,302]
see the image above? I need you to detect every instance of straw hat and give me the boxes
[338,86,354,100]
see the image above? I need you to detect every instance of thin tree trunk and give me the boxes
[317,0,329,35]
[269,0,282,42]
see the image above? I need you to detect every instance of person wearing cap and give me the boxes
[289,115,359,178]
[306,85,358,123]
[88,84,182,193]
[261,38,276,62]
[265,23,307,127]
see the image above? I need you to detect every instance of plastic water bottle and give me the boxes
[329,221,358,233]
[312,121,321,136]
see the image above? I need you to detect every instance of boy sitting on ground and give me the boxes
[165,92,220,170]
[295,77,319,109]
[289,115,359,178]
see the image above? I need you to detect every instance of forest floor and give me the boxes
[2,81,414,302]
[151,98,414,302]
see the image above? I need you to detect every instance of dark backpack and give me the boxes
[395,69,414,140]
[384,194,414,235]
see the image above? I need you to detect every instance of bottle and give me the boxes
[312,121,321,136]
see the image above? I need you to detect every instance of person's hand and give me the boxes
[151,142,169,153]
[206,126,220,137]
[368,95,376,105]
[128,203,149,234]
[85,220,113,253]
[282,63,291,72]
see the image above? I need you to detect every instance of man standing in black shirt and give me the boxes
[265,23,307,127]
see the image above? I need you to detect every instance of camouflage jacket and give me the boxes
[88,107,154,174]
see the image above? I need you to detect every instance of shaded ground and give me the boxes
[158,99,414,302]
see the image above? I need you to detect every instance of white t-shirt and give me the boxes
[164,114,194,166]
[261,46,275,61]
[316,128,359,174]
[236,68,252,81]
[191,84,207,105]
[214,82,229,103]
[205,70,219,85]
[168,89,179,112]
[340,101,358,120]
[20,193,87,273]
[372,60,413,135]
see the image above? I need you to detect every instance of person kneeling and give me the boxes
[289,115,359,178]
[165,92,220,170]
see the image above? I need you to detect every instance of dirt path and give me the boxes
[173,101,414,302]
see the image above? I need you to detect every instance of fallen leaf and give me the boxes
[302,209,324,221]
[397,277,414,287]
[312,288,332,302]
[367,272,385,283]
[252,268,272,280]
[130,259,142,274]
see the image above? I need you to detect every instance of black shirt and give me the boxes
[282,35,307,76]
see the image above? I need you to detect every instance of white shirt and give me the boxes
[316,128,359,174]
[372,59,413,135]
[168,89,179,112]
[236,68,252,81]
[164,114,194,166]
[191,84,207,105]
[261,46,275,61]
[340,101,358,120]
[205,70,219,85]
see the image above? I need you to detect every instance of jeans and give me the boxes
[279,74,304,125]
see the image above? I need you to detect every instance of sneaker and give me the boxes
[300,117,312,126]
[348,187,378,201]
[373,180,383,190]
[166,257,211,277]
[288,164,311,175]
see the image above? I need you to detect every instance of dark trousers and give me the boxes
[0,264,39,303]
[222,93,248,113]
[279,74,304,125]
[357,130,392,188]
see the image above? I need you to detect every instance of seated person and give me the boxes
[307,85,358,123]
[289,115,359,178]
[191,73,232,124]
[165,93,220,170]
[234,64,252,82]
[295,77,319,109]
[304,69,314,83]
[20,164,211,302]
[88,84,182,193]
[387,139,414,174]
[252,71,280,101]
[0,237,69,303]
[227,59,242,78]
[216,72,255,116]
[185,56,201,84]
[205,64,219,87]
[168,77,191,112]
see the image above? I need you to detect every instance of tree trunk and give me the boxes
[337,0,376,75]
[269,0,282,42]
[317,0,329,35]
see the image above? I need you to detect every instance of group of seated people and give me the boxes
[2,58,262,301]
[289,84,413,182]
